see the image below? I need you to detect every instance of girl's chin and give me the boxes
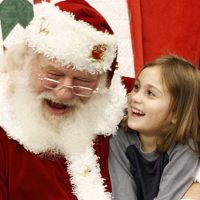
[127,120,141,131]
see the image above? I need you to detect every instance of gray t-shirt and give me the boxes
[109,127,199,200]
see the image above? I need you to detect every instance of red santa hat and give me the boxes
[25,0,117,81]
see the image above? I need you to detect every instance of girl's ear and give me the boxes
[171,116,177,124]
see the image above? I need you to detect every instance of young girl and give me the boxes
[109,55,200,200]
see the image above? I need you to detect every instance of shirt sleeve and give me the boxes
[0,130,8,199]
[108,128,137,200]
[155,143,199,200]
[194,166,200,182]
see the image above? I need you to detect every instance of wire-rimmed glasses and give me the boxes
[38,75,99,97]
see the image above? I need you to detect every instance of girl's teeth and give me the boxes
[132,109,145,116]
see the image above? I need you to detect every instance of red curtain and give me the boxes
[128,0,200,75]
[34,0,50,3]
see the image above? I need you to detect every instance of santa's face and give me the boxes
[29,54,100,116]
[2,46,124,154]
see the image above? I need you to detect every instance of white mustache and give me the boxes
[37,92,80,107]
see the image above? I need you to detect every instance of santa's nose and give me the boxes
[54,78,76,102]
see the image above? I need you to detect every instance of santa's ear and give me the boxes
[24,44,30,56]
[3,44,28,73]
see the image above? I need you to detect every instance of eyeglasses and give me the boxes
[38,75,99,97]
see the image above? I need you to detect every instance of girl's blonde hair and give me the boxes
[141,55,200,154]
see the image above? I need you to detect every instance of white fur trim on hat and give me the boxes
[25,2,117,74]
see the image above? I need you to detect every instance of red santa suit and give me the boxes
[0,66,126,199]
[0,129,111,200]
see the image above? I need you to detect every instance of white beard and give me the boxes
[0,60,126,156]
[0,55,127,200]
[7,69,103,155]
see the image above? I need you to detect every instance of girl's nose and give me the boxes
[130,91,142,104]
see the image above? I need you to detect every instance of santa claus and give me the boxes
[0,1,126,199]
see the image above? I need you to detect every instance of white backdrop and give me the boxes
[87,0,134,77]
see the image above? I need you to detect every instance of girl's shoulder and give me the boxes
[167,141,198,160]
[110,127,138,150]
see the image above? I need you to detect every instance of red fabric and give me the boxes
[34,0,50,3]
[55,0,114,34]
[128,0,200,75]
[127,0,144,75]
[0,128,111,200]
[121,77,135,93]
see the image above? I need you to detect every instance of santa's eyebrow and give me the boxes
[76,74,98,80]
[39,62,61,72]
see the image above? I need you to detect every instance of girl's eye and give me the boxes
[132,84,139,92]
[147,90,155,97]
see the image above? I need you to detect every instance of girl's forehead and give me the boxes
[138,66,162,83]
[138,66,169,93]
